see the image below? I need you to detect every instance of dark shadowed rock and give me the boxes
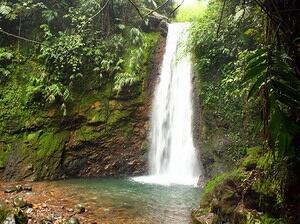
[15,185,22,192]
[4,187,17,193]
[159,20,168,37]
[23,186,32,191]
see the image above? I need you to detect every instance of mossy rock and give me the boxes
[73,126,106,142]
[88,113,107,124]
[26,130,43,144]
[107,110,132,125]
[1,130,70,180]
[36,131,69,158]
[201,168,246,202]
[0,142,13,169]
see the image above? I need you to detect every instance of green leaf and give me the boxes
[246,48,267,62]
[278,131,293,158]
[246,54,267,70]
[247,74,265,100]
[0,5,12,15]
[243,63,267,82]
[271,80,300,102]
[273,92,300,109]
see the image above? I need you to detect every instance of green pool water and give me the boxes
[53,178,201,223]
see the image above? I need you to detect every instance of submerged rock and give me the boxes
[13,196,28,208]
[66,217,80,224]
[74,204,85,214]
[67,208,74,213]
[3,214,16,224]
[41,218,53,224]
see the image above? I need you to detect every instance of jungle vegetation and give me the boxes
[189,0,300,223]
[0,0,299,223]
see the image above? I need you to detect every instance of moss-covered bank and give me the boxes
[0,32,163,181]
[192,147,299,224]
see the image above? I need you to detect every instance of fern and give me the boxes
[244,48,300,157]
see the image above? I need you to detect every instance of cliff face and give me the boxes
[0,36,165,181]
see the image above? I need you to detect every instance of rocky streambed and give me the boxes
[0,178,201,224]
[0,181,101,223]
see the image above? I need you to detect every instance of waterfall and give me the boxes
[134,23,201,186]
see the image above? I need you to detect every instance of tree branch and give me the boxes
[145,0,171,17]
[0,27,43,45]
[127,0,144,19]
[169,0,184,16]
[216,0,227,37]
[79,0,111,32]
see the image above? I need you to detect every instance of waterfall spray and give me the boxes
[134,23,202,186]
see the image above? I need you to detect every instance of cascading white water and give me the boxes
[134,23,201,186]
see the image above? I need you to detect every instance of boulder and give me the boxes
[141,12,169,35]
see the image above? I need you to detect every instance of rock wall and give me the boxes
[0,38,166,181]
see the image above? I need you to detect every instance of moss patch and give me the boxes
[107,110,132,125]
[201,168,246,202]
[0,143,12,169]
[73,126,105,142]
[36,131,69,158]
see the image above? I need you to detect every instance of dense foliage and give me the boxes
[190,0,300,223]
[190,0,262,167]
[1,0,300,223]
[0,0,168,116]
